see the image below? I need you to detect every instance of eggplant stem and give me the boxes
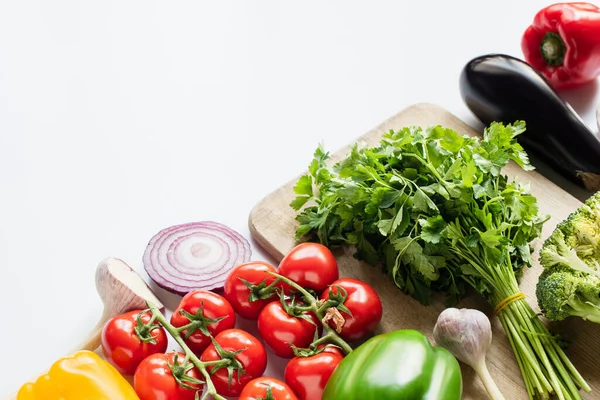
[576,170,600,192]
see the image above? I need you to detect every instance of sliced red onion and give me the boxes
[143,221,251,295]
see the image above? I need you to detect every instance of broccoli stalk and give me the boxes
[540,229,600,279]
[567,294,600,323]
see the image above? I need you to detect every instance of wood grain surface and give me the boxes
[248,103,600,399]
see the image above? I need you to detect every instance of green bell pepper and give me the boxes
[322,329,462,400]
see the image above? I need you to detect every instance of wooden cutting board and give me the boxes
[249,103,600,399]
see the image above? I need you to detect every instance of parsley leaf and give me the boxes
[413,189,438,213]
[419,215,447,244]
[439,127,466,153]
[461,159,477,188]
[293,174,313,196]
[290,195,311,211]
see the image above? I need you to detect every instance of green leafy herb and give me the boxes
[291,122,544,304]
[290,122,588,400]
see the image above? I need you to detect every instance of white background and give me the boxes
[1,1,599,397]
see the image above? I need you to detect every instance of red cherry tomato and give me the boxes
[170,290,236,355]
[257,299,321,359]
[278,243,339,293]
[224,261,278,319]
[320,278,383,341]
[239,376,299,400]
[284,345,344,400]
[134,351,202,400]
[101,309,168,375]
[200,329,267,397]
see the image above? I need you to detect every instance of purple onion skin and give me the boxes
[152,277,229,296]
[143,221,251,295]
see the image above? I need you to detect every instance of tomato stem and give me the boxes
[265,272,353,355]
[315,299,338,315]
[147,301,230,400]
[200,359,229,366]
[315,318,353,355]
[266,272,315,305]
[257,278,281,298]
[292,305,314,313]
[311,330,352,354]
[134,310,162,344]
[148,313,158,325]
[175,322,195,333]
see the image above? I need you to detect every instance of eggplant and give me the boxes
[459,53,600,191]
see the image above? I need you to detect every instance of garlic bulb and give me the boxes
[433,308,505,400]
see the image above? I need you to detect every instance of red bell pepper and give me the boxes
[521,2,600,89]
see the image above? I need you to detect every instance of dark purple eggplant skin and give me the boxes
[459,53,600,191]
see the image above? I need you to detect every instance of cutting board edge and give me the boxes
[248,196,288,262]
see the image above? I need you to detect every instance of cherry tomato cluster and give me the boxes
[100,242,383,400]
[101,290,267,400]
[224,242,383,399]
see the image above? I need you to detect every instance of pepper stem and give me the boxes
[540,32,566,66]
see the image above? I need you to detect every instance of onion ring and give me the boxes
[143,221,251,294]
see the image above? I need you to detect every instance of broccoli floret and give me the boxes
[559,191,600,248]
[536,267,600,323]
[537,192,600,324]
[582,190,600,215]
[540,229,600,279]
[559,205,600,255]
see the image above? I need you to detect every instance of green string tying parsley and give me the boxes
[290,122,590,400]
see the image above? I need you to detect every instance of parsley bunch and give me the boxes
[291,123,589,399]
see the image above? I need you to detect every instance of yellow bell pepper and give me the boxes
[17,350,139,400]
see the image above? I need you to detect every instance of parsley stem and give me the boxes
[482,196,504,213]
[365,170,394,189]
